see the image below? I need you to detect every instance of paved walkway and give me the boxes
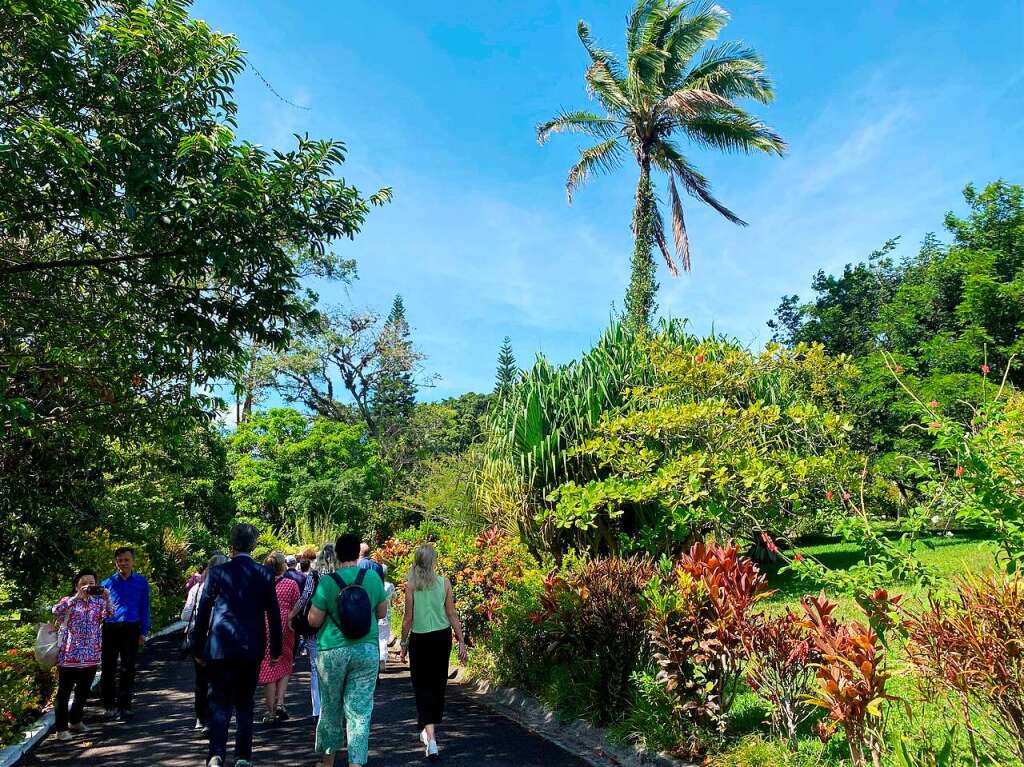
[25,635,591,767]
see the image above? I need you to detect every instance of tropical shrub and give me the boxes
[479,320,700,555]
[799,595,892,767]
[549,337,862,557]
[0,621,55,747]
[743,610,820,747]
[543,556,656,724]
[904,573,1024,764]
[648,541,771,739]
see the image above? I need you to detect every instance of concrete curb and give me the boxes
[0,620,185,767]
[452,669,695,767]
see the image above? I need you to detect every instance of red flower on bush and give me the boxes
[825,489,834,501]
[841,491,851,502]
[760,532,778,554]
[929,421,942,430]
[981,364,991,376]
[694,353,705,364]
[955,465,965,478]
[929,400,939,408]
[794,552,804,562]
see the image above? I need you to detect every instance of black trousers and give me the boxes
[206,658,260,762]
[194,659,210,725]
[409,627,453,729]
[54,666,97,731]
[101,622,140,711]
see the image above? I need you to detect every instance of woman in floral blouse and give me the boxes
[51,569,114,740]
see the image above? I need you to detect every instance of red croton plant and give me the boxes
[799,593,894,767]
[904,572,1024,765]
[650,541,772,737]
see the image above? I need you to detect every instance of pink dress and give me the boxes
[259,576,300,684]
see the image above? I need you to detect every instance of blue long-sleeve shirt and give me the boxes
[101,572,151,636]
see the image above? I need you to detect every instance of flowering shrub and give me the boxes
[904,573,1024,764]
[0,628,55,746]
[743,610,820,747]
[648,541,771,737]
[799,594,892,767]
[377,526,529,643]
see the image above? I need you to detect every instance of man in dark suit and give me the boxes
[191,524,282,767]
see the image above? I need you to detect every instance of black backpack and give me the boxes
[328,569,372,640]
[291,571,320,636]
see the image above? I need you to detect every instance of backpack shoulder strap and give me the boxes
[354,568,367,587]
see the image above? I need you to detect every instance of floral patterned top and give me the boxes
[52,595,114,668]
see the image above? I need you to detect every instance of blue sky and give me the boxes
[193,0,1024,400]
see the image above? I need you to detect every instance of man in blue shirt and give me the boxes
[101,546,150,720]
[357,542,385,580]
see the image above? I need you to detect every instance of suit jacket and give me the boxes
[191,554,282,663]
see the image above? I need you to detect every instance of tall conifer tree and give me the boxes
[372,295,417,442]
[494,336,519,395]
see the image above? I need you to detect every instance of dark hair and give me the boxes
[335,533,360,562]
[230,523,259,554]
[113,546,135,558]
[69,569,98,596]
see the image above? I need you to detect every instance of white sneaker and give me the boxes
[55,731,73,742]
[428,739,439,760]
[420,729,430,755]
[69,722,89,733]
[207,757,223,767]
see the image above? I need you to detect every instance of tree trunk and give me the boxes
[625,162,659,331]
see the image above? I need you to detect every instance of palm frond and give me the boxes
[661,87,734,119]
[661,3,731,86]
[578,20,625,79]
[684,108,787,156]
[626,42,670,99]
[652,140,746,225]
[537,111,621,145]
[648,200,679,276]
[566,139,626,203]
[683,41,774,102]
[626,0,661,51]
[668,174,691,271]
[585,60,630,114]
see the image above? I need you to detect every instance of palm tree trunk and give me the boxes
[625,162,658,331]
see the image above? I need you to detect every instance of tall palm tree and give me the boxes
[538,0,786,329]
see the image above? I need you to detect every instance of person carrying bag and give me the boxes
[305,533,388,767]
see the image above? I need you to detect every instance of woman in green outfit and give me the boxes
[307,533,388,767]
[399,543,468,761]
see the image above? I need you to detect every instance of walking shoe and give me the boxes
[275,705,289,722]
[103,709,118,721]
[427,739,440,761]
[207,758,223,767]
[68,722,89,733]
[260,712,277,726]
[193,719,204,731]
[55,730,73,742]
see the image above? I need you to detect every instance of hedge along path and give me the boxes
[24,634,592,767]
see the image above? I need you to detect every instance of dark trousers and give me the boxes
[206,658,260,762]
[101,622,140,711]
[54,666,97,731]
[194,659,211,725]
[409,627,453,729]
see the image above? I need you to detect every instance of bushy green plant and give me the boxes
[0,622,55,746]
[549,337,862,556]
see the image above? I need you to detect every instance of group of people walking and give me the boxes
[183,525,466,767]
[52,523,466,767]
[49,546,150,739]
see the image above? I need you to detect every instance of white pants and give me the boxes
[378,621,390,663]
[306,637,320,716]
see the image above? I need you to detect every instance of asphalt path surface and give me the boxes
[25,634,592,767]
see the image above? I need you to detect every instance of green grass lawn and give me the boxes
[759,534,999,619]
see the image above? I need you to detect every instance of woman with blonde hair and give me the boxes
[399,543,468,761]
[258,551,301,724]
